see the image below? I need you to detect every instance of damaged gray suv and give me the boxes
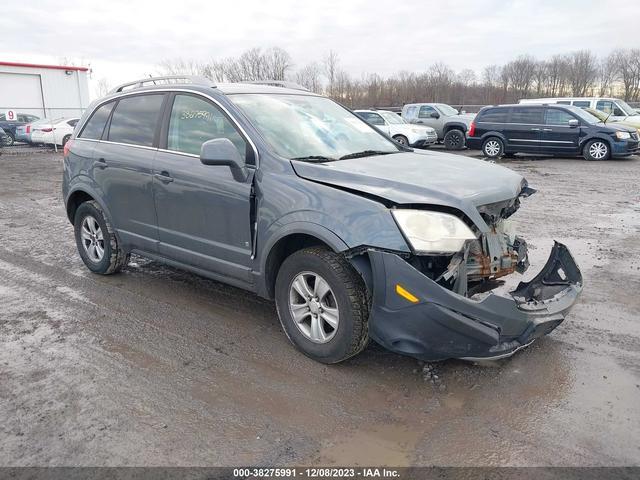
[63,76,583,364]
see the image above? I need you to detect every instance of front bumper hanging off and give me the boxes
[367,242,583,361]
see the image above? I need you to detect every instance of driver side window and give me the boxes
[167,94,247,160]
[418,106,437,118]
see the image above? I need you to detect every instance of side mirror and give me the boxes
[568,119,579,128]
[430,112,440,119]
[200,138,248,181]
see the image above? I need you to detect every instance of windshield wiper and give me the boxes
[291,155,337,163]
[339,150,396,160]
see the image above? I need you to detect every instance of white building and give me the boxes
[0,61,90,120]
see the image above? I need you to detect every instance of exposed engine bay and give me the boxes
[406,187,535,298]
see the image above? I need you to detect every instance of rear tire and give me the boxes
[583,139,610,161]
[275,247,370,364]
[74,200,129,274]
[482,137,504,158]
[443,129,465,150]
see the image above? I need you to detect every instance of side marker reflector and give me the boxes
[395,284,419,303]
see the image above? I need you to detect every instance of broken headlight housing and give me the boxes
[392,209,477,254]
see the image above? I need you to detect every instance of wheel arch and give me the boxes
[65,185,114,227]
[259,223,349,299]
[443,122,468,134]
[580,134,613,153]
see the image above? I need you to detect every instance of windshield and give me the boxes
[566,105,600,124]
[616,100,636,116]
[229,94,400,160]
[584,108,607,121]
[380,111,405,124]
[435,104,460,116]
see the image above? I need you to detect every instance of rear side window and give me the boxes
[79,101,115,140]
[404,106,417,118]
[359,112,385,126]
[510,107,544,124]
[167,94,247,159]
[545,109,576,125]
[68,119,79,127]
[108,94,164,147]
[478,108,508,123]
[557,101,571,105]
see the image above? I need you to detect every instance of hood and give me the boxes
[291,150,525,229]
[599,122,637,133]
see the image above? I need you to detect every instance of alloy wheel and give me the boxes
[484,140,501,157]
[81,215,105,262]
[289,272,339,344]
[589,141,608,160]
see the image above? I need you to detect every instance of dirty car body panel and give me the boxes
[63,80,582,363]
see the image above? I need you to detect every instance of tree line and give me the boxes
[158,47,640,109]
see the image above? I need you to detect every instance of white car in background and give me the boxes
[31,118,79,147]
[354,109,438,147]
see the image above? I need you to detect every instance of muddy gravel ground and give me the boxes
[0,148,639,467]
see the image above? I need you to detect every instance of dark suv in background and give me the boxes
[466,104,638,160]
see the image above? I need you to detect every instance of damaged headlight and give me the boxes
[392,209,477,254]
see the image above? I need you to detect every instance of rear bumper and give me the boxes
[465,137,482,150]
[367,242,583,361]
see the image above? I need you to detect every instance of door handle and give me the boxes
[530,128,541,131]
[93,158,107,169]
[542,128,553,132]
[154,171,174,183]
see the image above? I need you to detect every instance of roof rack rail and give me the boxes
[110,75,216,94]
[240,80,309,92]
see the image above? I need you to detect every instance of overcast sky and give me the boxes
[3,0,639,98]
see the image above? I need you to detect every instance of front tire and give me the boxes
[74,200,129,274]
[482,137,504,158]
[443,129,465,150]
[393,135,409,146]
[275,247,370,364]
[5,133,14,146]
[62,135,71,147]
[583,139,610,161]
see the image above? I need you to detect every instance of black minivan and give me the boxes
[466,104,639,160]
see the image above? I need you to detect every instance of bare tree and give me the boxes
[95,78,111,97]
[294,62,323,92]
[612,49,640,101]
[323,50,340,97]
[566,50,599,96]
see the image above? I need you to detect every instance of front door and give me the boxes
[504,107,544,153]
[152,93,254,283]
[540,107,581,154]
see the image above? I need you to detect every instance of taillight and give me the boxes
[26,125,31,134]
[468,121,476,137]
[64,139,73,157]
[41,127,53,132]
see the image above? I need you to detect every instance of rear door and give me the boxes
[541,107,581,154]
[92,93,166,253]
[152,92,254,283]
[504,107,544,152]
